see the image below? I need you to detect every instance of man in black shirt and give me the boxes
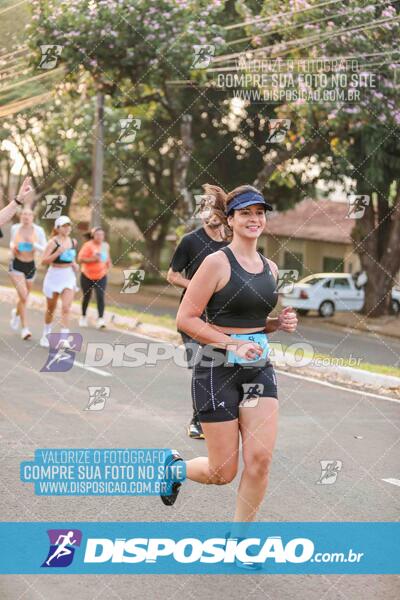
[167,192,228,439]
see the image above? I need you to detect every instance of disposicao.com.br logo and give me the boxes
[83,536,334,565]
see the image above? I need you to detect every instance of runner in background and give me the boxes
[78,227,112,329]
[167,185,230,439]
[40,216,79,347]
[9,208,47,340]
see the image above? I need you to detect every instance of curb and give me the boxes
[272,350,400,391]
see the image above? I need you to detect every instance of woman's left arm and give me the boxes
[33,226,47,252]
[106,243,112,268]
[265,258,298,333]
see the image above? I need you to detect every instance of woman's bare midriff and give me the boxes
[14,252,34,262]
[51,264,74,268]
[208,323,265,335]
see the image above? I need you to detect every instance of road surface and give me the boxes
[0,307,399,598]
[1,264,400,368]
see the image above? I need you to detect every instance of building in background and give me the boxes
[260,199,360,277]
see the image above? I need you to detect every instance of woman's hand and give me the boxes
[16,177,34,205]
[233,340,264,361]
[277,306,298,333]
[72,262,79,274]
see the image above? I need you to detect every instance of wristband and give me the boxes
[13,196,23,206]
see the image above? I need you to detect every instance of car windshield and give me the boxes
[299,276,326,286]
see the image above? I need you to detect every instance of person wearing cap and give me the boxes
[40,215,79,347]
[77,227,111,329]
[8,207,47,340]
[160,185,297,557]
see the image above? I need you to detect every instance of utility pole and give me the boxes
[91,90,104,227]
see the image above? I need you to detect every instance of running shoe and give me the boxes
[96,318,106,329]
[160,450,184,506]
[225,533,262,571]
[79,316,88,327]
[187,417,205,439]
[21,328,32,340]
[40,334,50,348]
[10,308,20,331]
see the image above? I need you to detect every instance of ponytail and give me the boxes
[201,184,232,242]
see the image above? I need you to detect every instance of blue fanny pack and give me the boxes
[226,332,270,366]
[59,248,76,262]
[18,242,33,252]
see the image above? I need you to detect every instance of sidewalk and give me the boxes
[318,311,400,340]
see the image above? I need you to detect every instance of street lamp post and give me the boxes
[91,90,104,227]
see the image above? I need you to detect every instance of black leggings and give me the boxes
[81,273,107,318]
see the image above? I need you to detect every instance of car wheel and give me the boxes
[297,309,309,316]
[391,299,400,316]
[319,301,335,318]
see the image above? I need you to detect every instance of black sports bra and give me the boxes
[205,246,278,327]
[53,239,77,264]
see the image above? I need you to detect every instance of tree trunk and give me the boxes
[172,114,193,218]
[143,207,173,278]
[142,235,164,277]
[353,182,400,317]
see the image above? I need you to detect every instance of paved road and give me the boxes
[0,307,399,599]
[2,264,400,369]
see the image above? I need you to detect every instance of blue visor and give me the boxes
[226,191,273,215]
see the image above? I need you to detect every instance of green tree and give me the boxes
[28,0,227,273]
[233,0,400,315]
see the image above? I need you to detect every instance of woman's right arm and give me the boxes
[41,239,62,265]
[78,243,97,263]
[9,225,18,256]
[0,177,34,227]
[177,254,234,348]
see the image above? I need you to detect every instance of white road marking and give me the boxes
[381,478,400,487]
[275,369,400,404]
[74,360,111,377]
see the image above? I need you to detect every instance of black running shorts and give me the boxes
[191,344,278,423]
[9,258,36,280]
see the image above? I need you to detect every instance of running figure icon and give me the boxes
[45,335,76,371]
[45,531,77,566]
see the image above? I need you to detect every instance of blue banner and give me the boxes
[0,522,398,574]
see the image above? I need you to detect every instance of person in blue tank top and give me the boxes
[40,216,79,347]
[160,185,297,565]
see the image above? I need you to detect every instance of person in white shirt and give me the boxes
[9,208,46,340]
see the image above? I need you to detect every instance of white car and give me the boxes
[281,272,400,317]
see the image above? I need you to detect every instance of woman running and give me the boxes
[9,208,47,339]
[162,185,297,549]
[40,216,79,347]
[77,227,111,329]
